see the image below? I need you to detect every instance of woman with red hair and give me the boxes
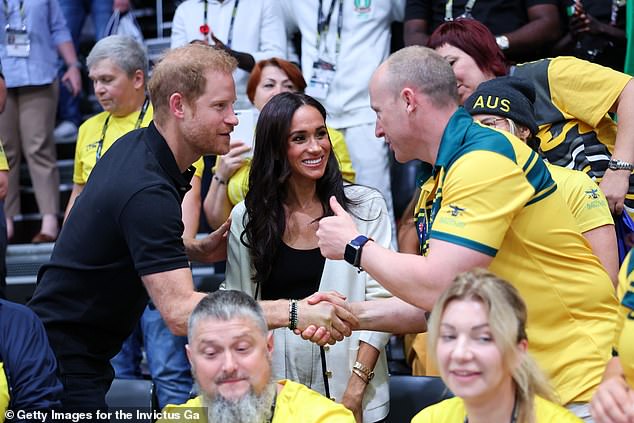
[427,18,634,218]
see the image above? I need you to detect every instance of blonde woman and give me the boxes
[413,269,582,423]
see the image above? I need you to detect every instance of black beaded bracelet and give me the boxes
[288,299,298,331]
[213,175,227,185]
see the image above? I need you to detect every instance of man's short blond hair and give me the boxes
[148,44,238,124]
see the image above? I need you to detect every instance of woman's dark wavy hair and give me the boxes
[242,92,352,286]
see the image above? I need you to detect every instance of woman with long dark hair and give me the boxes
[203,57,354,229]
[224,92,392,423]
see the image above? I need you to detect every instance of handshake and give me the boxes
[289,291,362,346]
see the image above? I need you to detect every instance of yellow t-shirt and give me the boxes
[226,127,356,206]
[616,250,634,387]
[547,164,613,233]
[158,379,354,422]
[411,396,582,423]
[74,105,204,184]
[415,110,617,404]
[513,56,634,211]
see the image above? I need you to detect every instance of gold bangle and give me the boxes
[351,367,369,384]
[353,361,375,381]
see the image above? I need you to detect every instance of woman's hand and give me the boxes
[215,140,251,181]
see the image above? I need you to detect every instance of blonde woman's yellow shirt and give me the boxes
[412,396,582,423]
[74,105,204,184]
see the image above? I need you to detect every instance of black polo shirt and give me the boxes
[28,122,194,372]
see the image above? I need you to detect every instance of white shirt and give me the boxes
[171,0,286,108]
[281,0,405,128]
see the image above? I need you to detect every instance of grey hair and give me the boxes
[87,35,148,79]
[188,290,268,342]
[384,45,459,108]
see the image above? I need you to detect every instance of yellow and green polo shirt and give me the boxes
[415,108,617,404]
[547,164,613,233]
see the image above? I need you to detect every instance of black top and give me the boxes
[28,122,194,372]
[405,0,558,41]
[261,242,325,301]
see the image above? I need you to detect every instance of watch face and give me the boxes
[344,243,359,266]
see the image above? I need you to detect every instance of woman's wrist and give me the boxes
[213,174,227,185]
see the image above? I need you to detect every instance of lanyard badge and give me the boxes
[306,0,342,100]
[306,59,336,100]
[5,26,29,57]
[4,0,29,57]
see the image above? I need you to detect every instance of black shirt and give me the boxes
[405,0,558,41]
[261,242,325,301]
[28,122,194,372]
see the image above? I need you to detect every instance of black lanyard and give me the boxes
[316,0,343,56]
[201,0,240,48]
[2,0,25,28]
[95,96,150,162]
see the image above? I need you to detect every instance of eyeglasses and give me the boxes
[478,117,510,130]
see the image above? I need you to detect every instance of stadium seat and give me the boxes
[386,375,453,422]
[105,378,157,423]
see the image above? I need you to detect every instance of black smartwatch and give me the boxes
[344,235,372,270]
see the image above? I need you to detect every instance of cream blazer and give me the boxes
[223,185,393,422]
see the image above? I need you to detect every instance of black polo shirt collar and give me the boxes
[143,121,195,199]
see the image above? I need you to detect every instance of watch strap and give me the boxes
[608,158,634,171]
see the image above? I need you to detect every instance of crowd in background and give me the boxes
[0,1,633,422]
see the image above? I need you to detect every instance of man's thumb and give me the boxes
[329,196,345,216]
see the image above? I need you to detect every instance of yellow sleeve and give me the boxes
[227,163,250,206]
[0,141,8,171]
[328,128,356,183]
[550,166,613,233]
[549,57,631,128]
[192,157,204,179]
[431,151,535,256]
[73,122,91,185]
